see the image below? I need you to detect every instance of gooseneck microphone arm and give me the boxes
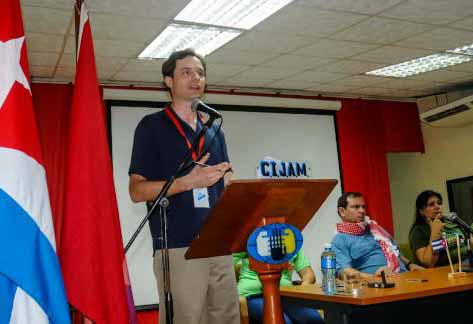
[123,119,212,253]
[124,102,222,324]
[124,128,208,324]
[191,99,222,119]
[446,212,473,270]
[124,101,223,253]
[127,133,206,324]
[448,212,473,235]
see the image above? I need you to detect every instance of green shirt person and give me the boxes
[233,249,324,324]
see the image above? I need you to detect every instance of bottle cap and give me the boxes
[324,243,331,249]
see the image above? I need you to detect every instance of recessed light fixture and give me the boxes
[138,0,296,59]
[138,23,241,59]
[174,0,295,30]
[366,53,472,78]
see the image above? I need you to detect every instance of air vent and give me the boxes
[419,93,473,126]
[423,104,471,122]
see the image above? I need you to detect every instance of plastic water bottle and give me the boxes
[321,243,337,295]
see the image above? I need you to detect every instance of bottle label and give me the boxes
[321,258,335,269]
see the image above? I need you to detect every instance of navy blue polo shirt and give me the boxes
[129,107,230,251]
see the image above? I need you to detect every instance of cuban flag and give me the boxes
[431,238,447,252]
[0,1,70,323]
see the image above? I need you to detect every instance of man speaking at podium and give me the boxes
[128,49,239,324]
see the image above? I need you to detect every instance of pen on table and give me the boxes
[406,278,428,283]
[194,161,233,174]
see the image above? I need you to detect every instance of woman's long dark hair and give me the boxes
[412,190,443,227]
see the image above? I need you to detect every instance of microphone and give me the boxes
[191,99,222,119]
[445,212,473,234]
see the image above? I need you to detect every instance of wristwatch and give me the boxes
[406,261,412,270]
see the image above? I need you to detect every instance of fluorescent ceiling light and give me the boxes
[366,53,472,78]
[174,0,294,30]
[138,23,241,59]
[139,0,295,60]
[447,43,473,56]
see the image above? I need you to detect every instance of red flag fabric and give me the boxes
[0,1,70,323]
[59,3,135,324]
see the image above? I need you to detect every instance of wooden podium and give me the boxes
[186,179,337,323]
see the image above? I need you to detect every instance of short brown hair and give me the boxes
[337,192,363,209]
[161,48,206,79]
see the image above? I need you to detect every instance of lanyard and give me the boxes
[165,106,205,161]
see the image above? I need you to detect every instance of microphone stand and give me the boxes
[124,114,219,324]
[458,227,473,272]
[449,213,473,271]
[467,236,473,271]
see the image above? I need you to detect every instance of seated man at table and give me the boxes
[331,192,423,278]
[233,249,324,324]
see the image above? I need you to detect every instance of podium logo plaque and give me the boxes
[247,223,303,264]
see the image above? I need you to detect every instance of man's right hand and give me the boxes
[184,153,232,189]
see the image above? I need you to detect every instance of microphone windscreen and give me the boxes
[444,212,458,221]
[191,99,201,112]
[440,213,455,222]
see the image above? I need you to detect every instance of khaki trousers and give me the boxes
[153,247,240,324]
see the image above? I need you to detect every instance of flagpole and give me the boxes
[75,0,83,54]
[73,2,93,324]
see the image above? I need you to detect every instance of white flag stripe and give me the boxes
[431,239,445,251]
[0,147,56,249]
[9,287,48,324]
[0,37,31,109]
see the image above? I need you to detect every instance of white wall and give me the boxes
[388,122,473,244]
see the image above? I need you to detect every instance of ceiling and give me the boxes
[21,0,473,100]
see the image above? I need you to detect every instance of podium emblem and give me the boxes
[247,223,303,264]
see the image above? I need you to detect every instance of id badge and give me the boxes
[193,188,210,208]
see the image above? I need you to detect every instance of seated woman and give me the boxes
[409,190,473,268]
[233,249,324,324]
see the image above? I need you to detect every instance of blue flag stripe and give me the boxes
[0,189,70,324]
[0,275,16,323]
